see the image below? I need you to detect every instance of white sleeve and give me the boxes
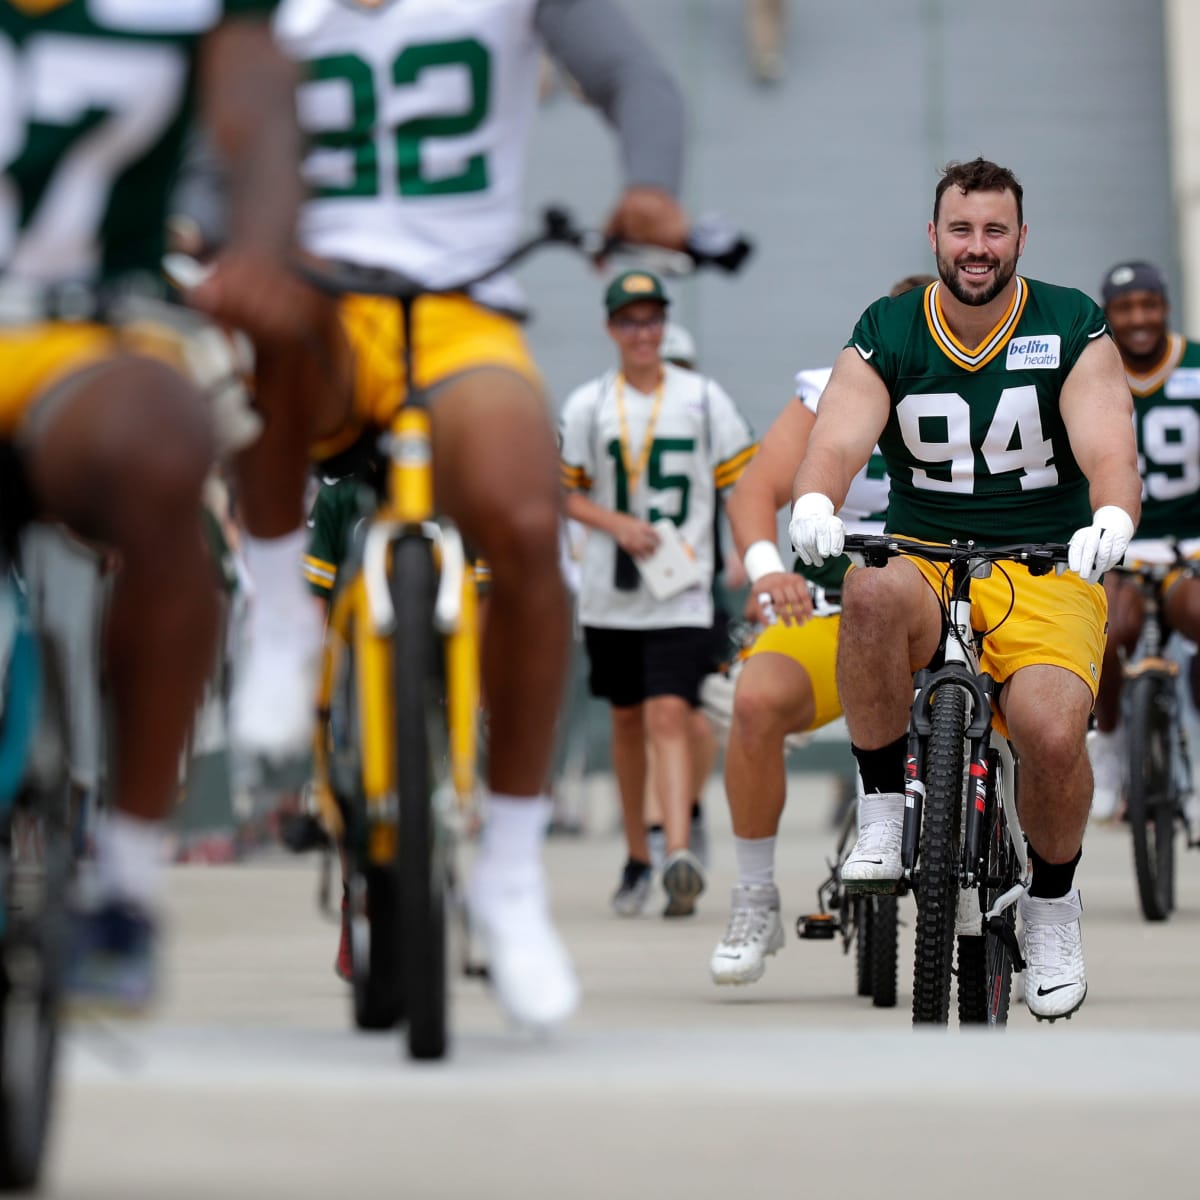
[707,379,757,492]
[558,379,600,491]
[793,366,833,415]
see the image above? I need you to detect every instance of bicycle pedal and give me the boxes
[796,913,837,940]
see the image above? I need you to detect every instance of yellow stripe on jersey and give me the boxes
[303,556,337,592]
[713,443,758,489]
[1125,332,1185,397]
[923,277,1028,372]
[560,462,592,491]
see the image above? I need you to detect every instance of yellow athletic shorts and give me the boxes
[744,612,843,732]
[903,552,1108,729]
[0,320,192,438]
[313,293,541,460]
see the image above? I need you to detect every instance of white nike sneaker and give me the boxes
[1087,727,1126,822]
[230,601,323,784]
[1019,888,1087,1022]
[468,866,580,1030]
[710,884,785,984]
[841,792,904,892]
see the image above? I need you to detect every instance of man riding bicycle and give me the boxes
[708,274,933,987]
[1088,260,1200,822]
[268,0,692,1029]
[0,1,310,1007]
[789,158,1141,1021]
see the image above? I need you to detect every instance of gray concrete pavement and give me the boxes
[46,772,1200,1199]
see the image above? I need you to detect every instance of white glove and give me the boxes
[1067,505,1135,584]
[789,493,845,567]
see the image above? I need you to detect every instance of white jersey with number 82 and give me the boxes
[275,0,541,311]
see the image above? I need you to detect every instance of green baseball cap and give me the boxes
[604,269,670,317]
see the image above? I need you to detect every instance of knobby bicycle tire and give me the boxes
[912,684,967,1025]
[1125,670,1176,922]
[0,635,71,1192]
[957,751,1018,1027]
[868,895,898,1009]
[390,536,449,1061]
[854,896,872,998]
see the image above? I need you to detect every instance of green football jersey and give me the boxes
[0,0,274,286]
[848,276,1106,545]
[303,474,372,599]
[1125,333,1200,539]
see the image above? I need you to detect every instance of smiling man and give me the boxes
[1088,262,1200,819]
[788,158,1141,1022]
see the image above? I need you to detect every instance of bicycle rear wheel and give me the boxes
[957,753,1018,1026]
[868,895,898,1009]
[853,896,873,997]
[0,634,71,1191]
[1125,671,1176,922]
[912,685,967,1025]
[390,536,449,1061]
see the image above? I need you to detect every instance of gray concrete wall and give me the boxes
[519,0,1175,436]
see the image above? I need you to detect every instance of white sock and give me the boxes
[476,793,552,882]
[734,835,776,887]
[96,811,167,910]
[242,528,311,627]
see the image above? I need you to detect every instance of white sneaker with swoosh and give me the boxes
[1019,888,1087,1021]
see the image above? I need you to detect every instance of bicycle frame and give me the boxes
[311,295,481,870]
[900,557,1028,909]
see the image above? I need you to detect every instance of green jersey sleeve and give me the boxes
[1055,285,1109,374]
[846,292,909,387]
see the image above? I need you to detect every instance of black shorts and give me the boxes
[582,625,714,709]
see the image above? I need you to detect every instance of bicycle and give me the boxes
[842,533,1072,1027]
[798,790,899,1009]
[1110,542,1200,922]
[0,557,72,1190]
[298,209,750,1059]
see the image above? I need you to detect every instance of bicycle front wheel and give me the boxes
[390,536,449,1061]
[0,635,71,1191]
[1125,671,1177,922]
[912,685,967,1025]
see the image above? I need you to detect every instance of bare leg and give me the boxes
[644,695,693,854]
[1095,573,1141,732]
[25,358,218,824]
[725,653,812,839]
[610,704,649,862]
[689,708,717,803]
[836,560,942,750]
[1003,664,1095,862]
[433,370,568,797]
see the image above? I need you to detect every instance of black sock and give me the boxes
[623,856,651,879]
[1028,844,1081,898]
[690,800,703,821]
[646,823,664,836]
[851,734,908,796]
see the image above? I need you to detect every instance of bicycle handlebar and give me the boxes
[289,205,753,301]
[842,533,1071,576]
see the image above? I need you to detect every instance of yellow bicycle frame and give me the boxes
[311,404,480,867]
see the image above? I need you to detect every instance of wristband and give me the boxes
[743,540,786,585]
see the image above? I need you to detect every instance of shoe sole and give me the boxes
[841,876,901,896]
[1027,984,1087,1024]
[662,858,705,917]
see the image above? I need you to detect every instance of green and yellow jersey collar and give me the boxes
[922,276,1029,372]
[1124,331,1185,398]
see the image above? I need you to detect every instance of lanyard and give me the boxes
[614,371,664,498]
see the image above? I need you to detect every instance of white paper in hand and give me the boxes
[636,519,704,600]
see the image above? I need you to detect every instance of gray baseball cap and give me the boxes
[1101,260,1167,306]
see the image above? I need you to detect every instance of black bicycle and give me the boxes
[0,563,72,1190]
[1113,546,1200,922]
[842,534,1071,1027]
